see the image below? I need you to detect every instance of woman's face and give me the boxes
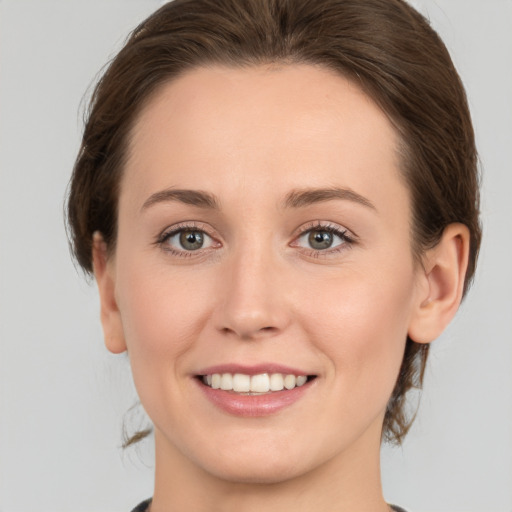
[105,64,426,482]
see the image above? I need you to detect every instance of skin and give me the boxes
[93,64,469,512]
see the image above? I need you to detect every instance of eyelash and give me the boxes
[155,221,217,258]
[155,221,356,259]
[292,221,356,258]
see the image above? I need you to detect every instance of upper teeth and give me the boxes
[202,373,308,393]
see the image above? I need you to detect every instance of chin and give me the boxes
[188,434,327,486]
[203,457,310,485]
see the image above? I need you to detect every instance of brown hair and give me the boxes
[67,0,481,444]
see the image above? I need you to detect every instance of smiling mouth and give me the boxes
[198,372,316,394]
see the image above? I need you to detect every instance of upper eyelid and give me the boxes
[293,221,356,239]
[158,221,217,240]
[158,220,351,234]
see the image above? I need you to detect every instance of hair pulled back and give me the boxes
[67,0,481,444]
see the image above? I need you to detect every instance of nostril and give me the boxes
[220,325,279,339]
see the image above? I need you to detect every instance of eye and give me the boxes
[177,230,207,251]
[306,230,338,250]
[159,226,216,253]
[293,223,354,253]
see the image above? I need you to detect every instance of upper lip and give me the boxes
[196,363,314,376]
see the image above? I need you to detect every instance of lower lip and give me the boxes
[196,378,315,417]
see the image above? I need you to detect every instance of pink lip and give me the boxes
[194,363,317,417]
[194,376,316,418]
[196,363,312,376]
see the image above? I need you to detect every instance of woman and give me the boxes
[67,0,481,511]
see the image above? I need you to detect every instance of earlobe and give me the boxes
[408,223,470,344]
[92,232,127,354]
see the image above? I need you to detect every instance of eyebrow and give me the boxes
[141,188,220,211]
[141,186,376,212]
[284,187,376,211]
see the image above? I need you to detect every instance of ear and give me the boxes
[92,232,127,354]
[408,223,470,344]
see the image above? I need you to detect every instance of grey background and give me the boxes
[0,1,511,511]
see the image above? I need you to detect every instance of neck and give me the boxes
[150,420,389,512]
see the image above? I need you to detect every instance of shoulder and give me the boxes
[130,499,407,512]
[130,498,152,512]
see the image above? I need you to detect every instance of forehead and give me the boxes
[123,64,406,216]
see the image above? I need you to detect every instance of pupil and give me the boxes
[180,230,204,250]
[308,230,333,250]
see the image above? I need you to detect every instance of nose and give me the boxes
[213,245,291,340]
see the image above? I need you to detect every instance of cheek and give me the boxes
[303,264,416,403]
[114,254,215,376]
[113,259,221,425]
